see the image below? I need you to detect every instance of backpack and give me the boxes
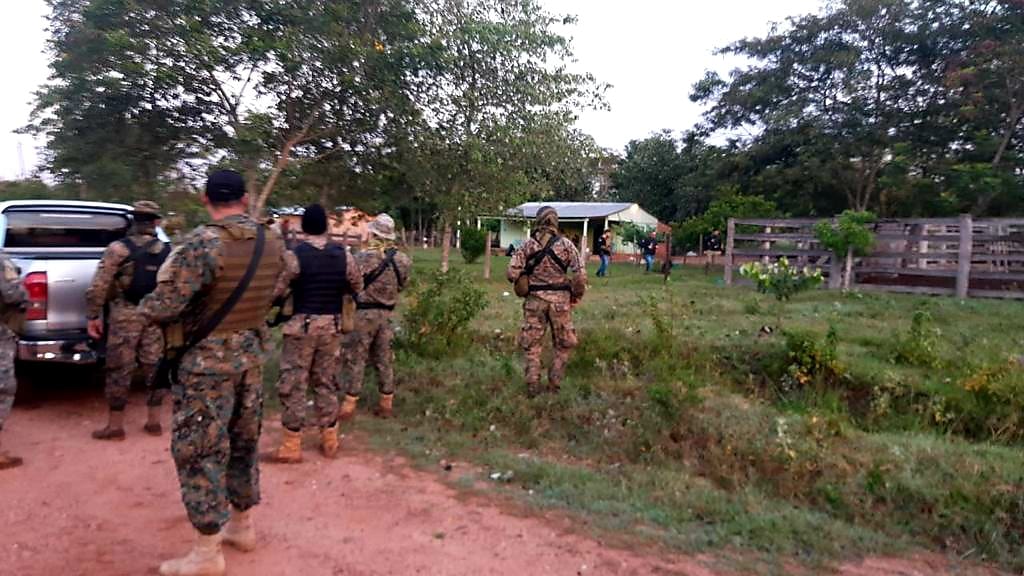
[514,236,569,298]
[122,238,171,305]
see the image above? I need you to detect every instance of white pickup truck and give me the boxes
[0,200,145,365]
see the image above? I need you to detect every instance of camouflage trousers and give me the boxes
[0,328,15,432]
[518,296,579,390]
[170,362,263,535]
[105,303,165,410]
[343,309,395,397]
[278,331,342,431]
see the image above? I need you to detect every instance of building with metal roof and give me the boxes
[489,201,667,260]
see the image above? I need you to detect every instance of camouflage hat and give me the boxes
[131,200,162,219]
[369,213,397,241]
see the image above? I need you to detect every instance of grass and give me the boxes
[266,248,1024,572]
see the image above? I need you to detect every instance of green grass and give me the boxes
[267,249,1024,572]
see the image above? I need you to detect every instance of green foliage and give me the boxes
[675,194,778,252]
[611,221,653,249]
[459,228,488,264]
[780,327,843,392]
[740,257,824,301]
[814,211,877,257]
[890,309,942,368]
[402,268,488,358]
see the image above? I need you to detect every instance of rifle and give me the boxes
[153,226,266,389]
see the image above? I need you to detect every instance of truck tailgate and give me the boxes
[13,252,105,335]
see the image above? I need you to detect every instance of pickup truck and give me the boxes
[0,200,142,365]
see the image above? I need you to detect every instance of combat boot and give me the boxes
[373,393,394,419]
[0,439,23,470]
[320,425,339,458]
[222,507,257,552]
[92,409,126,441]
[338,394,359,422]
[158,531,225,576]
[264,428,303,464]
[144,405,163,436]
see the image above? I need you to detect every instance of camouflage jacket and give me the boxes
[507,235,586,305]
[354,246,412,309]
[0,253,27,336]
[138,214,288,375]
[277,236,364,336]
[85,228,164,319]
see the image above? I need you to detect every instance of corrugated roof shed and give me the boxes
[509,202,636,219]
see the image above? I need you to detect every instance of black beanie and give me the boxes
[205,170,246,203]
[302,204,328,235]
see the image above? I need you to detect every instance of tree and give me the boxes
[612,131,685,222]
[407,0,604,271]
[814,210,877,290]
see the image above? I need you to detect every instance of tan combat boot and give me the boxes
[158,531,225,576]
[92,409,126,441]
[338,394,358,422]
[222,507,257,552]
[144,405,163,436]
[0,438,23,470]
[373,394,394,419]
[264,428,303,464]
[320,425,339,459]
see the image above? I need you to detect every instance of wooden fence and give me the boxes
[723,216,1024,299]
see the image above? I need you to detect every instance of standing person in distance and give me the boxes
[139,170,287,576]
[339,214,412,422]
[640,231,658,273]
[86,201,170,440]
[266,204,362,463]
[595,229,612,277]
[507,206,586,397]
[0,252,26,469]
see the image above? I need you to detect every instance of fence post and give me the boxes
[957,213,973,299]
[724,218,736,286]
[483,230,493,280]
[828,256,843,290]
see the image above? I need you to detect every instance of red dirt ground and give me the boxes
[0,386,1007,576]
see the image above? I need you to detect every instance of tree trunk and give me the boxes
[843,246,854,291]
[440,223,453,273]
[483,231,493,280]
[974,100,1023,215]
[252,131,306,217]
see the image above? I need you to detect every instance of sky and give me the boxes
[0,0,823,181]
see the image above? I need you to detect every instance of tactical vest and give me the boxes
[121,237,171,305]
[199,223,282,336]
[292,242,351,315]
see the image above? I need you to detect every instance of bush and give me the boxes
[740,257,824,301]
[460,228,488,264]
[402,268,488,357]
[890,309,942,368]
[780,327,843,393]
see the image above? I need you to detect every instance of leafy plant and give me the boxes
[781,327,843,393]
[460,227,488,264]
[890,308,942,368]
[740,257,824,301]
[814,211,876,290]
[402,268,488,357]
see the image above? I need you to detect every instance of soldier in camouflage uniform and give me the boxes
[507,206,587,397]
[266,204,362,463]
[0,253,27,470]
[339,214,412,421]
[86,200,169,440]
[139,170,286,576]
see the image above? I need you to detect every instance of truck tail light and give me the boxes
[24,272,47,321]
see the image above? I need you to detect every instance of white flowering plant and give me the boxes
[739,257,824,301]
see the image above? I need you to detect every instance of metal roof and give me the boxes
[509,202,637,219]
[0,200,132,213]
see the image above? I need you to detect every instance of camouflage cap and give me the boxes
[369,213,397,240]
[131,200,162,219]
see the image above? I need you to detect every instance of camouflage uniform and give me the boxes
[343,247,412,398]
[140,214,286,535]
[507,222,586,394]
[0,254,26,433]
[85,225,167,411]
[276,237,363,431]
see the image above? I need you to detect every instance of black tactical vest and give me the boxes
[292,242,351,315]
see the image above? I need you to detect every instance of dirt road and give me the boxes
[0,386,1004,576]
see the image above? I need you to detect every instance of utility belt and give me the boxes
[528,284,572,293]
[356,301,396,311]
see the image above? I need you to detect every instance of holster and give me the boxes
[341,294,356,333]
[514,274,530,298]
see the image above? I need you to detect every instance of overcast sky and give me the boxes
[0,0,823,181]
